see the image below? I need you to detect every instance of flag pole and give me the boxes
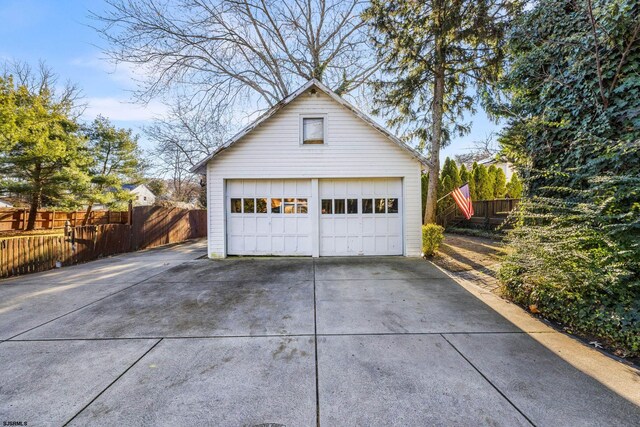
[436,192,452,204]
[436,182,469,203]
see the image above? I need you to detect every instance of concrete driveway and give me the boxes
[0,240,638,426]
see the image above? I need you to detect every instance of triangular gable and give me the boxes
[191,79,428,173]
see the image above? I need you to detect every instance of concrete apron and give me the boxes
[0,248,638,426]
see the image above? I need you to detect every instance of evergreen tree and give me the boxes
[505,173,523,199]
[421,173,429,222]
[437,157,461,213]
[0,76,90,229]
[438,175,453,215]
[146,178,167,200]
[364,0,520,224]
[469,162,479,200]
[81,115,145,217]
[493,168,507,198]
[487,165,498,199]
[441,157,461,189]
[498,0,640,354]
[473,164,493,200]
[459,164,470,186]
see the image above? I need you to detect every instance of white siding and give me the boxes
[206,90,423,257]
[131,185,156,206]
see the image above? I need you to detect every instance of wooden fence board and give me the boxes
[0,207,207,279]
[0,208,129,232]
[437,198,520,229]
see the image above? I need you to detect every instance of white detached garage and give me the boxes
[191,79,427,258]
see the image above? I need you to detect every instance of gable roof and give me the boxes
[122,183,154,194]
[190,79,429,173]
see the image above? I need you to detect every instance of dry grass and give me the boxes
[431,233,507,293]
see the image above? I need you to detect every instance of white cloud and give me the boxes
[70,55,153,89]
[83,97,168,122]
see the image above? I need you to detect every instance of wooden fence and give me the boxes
[131,206,207,250]
[437,198,520,229]
[0,207,207,279]
[0,208,129,232]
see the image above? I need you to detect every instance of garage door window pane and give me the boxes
[347,199,358,214]
[243,198,255,213]
[256,198,267,213]
[271,198,282,213]
[387,198,399,213]
[297,198,308,214]
[322,199,332,214]
[231,198,242,213]
[362,199,373,213]
[334,199,345,214]
[375,198,386,213]
[284,198,296,214]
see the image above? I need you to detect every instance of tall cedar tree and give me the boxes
[458,164,470,187]
[438,157,460,212]
[472,164,493,200]
[364,0,520,223]
[492,167,507,198]
[505,172,522,199]
[0,77,90,229]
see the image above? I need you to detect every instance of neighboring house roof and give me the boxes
[191,79,429,174]
[122,184,155,195]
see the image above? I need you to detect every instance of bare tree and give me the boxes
[145,99,231,204]
[152,146,203,205]
[2,60,85,117]
[454,133,500,166]
[94,0,380,201]
[92,0,378,111]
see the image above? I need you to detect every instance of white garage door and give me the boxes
[320,178,403,256]
[226,179,312,255]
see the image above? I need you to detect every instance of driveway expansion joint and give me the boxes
[440,334,537,427]
[62,338,164,426]
[312,258,320,427]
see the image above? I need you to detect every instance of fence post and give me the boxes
[484,201,490,229]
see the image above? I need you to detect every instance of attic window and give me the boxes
[302,117,324,144]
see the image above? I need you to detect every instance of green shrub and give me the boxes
[500,179,640,357]
[422,224,444,257]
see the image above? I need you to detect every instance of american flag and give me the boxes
[451,184,474,219]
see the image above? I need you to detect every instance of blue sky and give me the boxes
[0,0,501,162]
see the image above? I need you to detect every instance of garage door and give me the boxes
[320,178,403,256]
[226,179,312,255]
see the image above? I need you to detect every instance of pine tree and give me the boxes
[364,0,520,224]
[0,77,91,229]
[81,115,145,218]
